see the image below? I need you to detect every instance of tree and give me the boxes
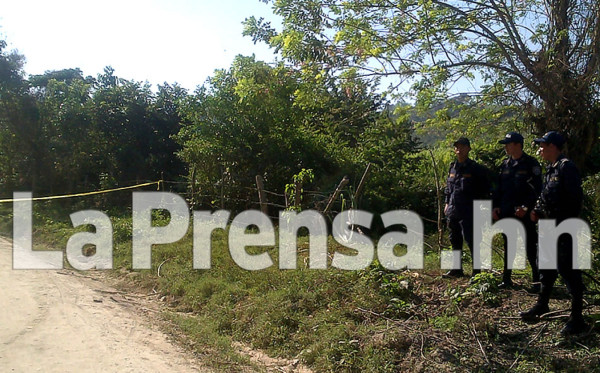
[29,68,92,87]
[245,0,600,169]
[1,35,186,197]
[30,71,100,194]
[175,55,337,209]
[148,82,187,181]
[0,40,45,193]
[91,68,185,187]
[356,111,425,214]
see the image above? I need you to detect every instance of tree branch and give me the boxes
[430,0,539,95]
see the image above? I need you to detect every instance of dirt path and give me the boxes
[0,237,210,372]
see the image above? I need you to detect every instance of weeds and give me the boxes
[2,202,599,372]
[467,272,501,307]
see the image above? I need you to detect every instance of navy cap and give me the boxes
[499,131,524,144]
[534,131,565,147]
[453,137,470,147]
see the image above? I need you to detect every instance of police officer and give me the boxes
[444,137,491,279]
[493,132,542,292]
[520,131,587,335]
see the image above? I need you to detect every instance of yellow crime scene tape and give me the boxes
[0,180,163,203]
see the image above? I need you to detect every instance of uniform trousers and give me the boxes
[503,216,539,283]
[447,215,474,270]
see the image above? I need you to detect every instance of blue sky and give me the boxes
[0,0,280,91]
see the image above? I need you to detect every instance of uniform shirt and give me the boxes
[534,155,583,222]
[445,158,491,219]
[493,152,542,218]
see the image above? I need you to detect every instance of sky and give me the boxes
[0,0,281,92]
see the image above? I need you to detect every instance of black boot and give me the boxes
[561,317,587,336]
[528,268,541,293]
[528,283,541,294]
[520,302,550,321]
[520,291,550,321]
[443,269,464,278]
[532,267,540,285]
[498,270,513,289]
[561,296,587,336]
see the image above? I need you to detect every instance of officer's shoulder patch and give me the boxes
[532,166,542,176]
[557,158,572,171]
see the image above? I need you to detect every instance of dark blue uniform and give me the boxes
[535,155,584,299]
[535,155,583,222]
[445,159,491,272]
[532,155,585,327]
[494,153,542,285]
[520,131,587,334]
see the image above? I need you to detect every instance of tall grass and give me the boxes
[3,197,591,372]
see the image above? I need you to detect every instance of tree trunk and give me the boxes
[532,85,598,171]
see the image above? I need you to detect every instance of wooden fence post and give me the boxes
[255,175,268,215]
[324,176,350,213]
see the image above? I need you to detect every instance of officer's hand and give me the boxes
[492,208,500,221]
[515,207,527,218]
[444,204,449,216]
[530,210,539,222]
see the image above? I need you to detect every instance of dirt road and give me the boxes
[0,238,209,372]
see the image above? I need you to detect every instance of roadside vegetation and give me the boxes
[3,0,600,370]
[1,200,599,372]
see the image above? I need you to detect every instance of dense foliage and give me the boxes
[0,41,185,199]
[244,0,600,169]
[174,55,423,214]
[0,40,424,216]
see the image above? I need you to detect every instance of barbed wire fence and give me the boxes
[165,163,446,251]
[0,162,446,251]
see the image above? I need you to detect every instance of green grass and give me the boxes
[1,201,599,372]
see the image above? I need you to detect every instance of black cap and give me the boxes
[498,131,524,144]
[453,137,470,147]
[534,131,565,147]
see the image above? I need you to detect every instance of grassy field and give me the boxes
[2,200,599,372]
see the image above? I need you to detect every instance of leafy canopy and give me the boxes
[245,0,600,168]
